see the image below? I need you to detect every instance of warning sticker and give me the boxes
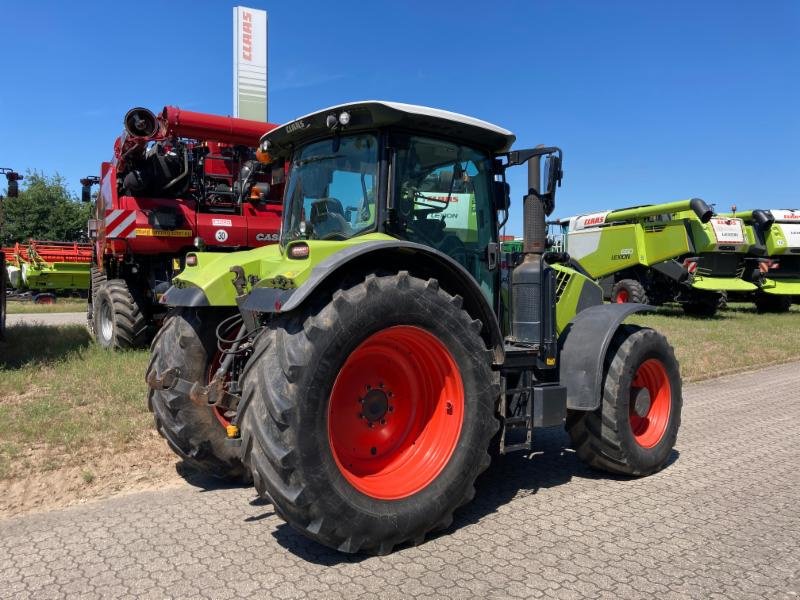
[212,218,233,227]
[709,218,745,244]
[134,228,193,238]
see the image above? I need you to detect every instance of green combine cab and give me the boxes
[561,199,757,316]
[722,208,799,312]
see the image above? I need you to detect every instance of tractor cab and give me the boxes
[259,101,524,303]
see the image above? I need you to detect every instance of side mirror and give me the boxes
[79,176,99,203]
[493,180,510,211]
[505,146,563,215]
[542,154,563,196]
[3,170,22,198]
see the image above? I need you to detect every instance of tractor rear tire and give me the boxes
[566,324,682,476]
[147,308,250,482]
[239,271,499,554]
[93,279,149,349]
[754,293,792,313]
[611,279,648,304]
[87,266,107,336]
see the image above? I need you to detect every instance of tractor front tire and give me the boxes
[754,293,792,313]
[611,279,648,304]
[147,309,250,481]
[93,279,149,349]
[239,271,499,554]
[566,325,682,476]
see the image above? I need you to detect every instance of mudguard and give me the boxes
[242,240,506,363]
[162,285,209,307]
[559,303,653,411]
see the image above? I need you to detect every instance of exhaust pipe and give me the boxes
[523,157,547,254]
[124,107,160,138]
[511,155,546,344]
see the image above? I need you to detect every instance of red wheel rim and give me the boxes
[629,358,671,448]
[327,326,464,500]
[615,289,630,303]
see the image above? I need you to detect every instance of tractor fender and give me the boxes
[162,285,209,307]
[242,240,505,364]
[559,302,653,411]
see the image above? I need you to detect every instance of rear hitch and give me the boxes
[146,368,239,411]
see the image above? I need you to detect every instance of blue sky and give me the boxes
[0,0,797,235]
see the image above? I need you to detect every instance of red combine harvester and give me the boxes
[85,106,281,349]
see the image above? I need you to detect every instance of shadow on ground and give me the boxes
[0,324,91,368]
[263,426,679,565]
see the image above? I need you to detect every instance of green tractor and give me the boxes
[558,201,758,317]
[721,208,799,312]
[147,102,683,554]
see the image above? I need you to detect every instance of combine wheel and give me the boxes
[147,309,250,481]
[681,293,720,318]
[567,325,681,476]
[754,293,791,313]
[611,279,648,304]
[92,279,149,349]
[239,271,499,554]
[87,267,107,335]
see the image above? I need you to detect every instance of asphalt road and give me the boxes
[6,312,86,327]
[1,362,798,599]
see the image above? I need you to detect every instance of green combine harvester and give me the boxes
[720,208,799,312]
[559,199,758,316]
[147,101,686,555]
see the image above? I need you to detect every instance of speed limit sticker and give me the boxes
[215,229,229,242]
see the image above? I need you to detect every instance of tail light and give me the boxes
[758,259,778,273]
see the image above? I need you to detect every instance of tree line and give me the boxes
[1,172,92,246]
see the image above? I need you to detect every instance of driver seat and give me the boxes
[310,198,345,224]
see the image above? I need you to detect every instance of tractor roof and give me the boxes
[260,101,516,155]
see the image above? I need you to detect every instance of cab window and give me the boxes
[393,136,496,301]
